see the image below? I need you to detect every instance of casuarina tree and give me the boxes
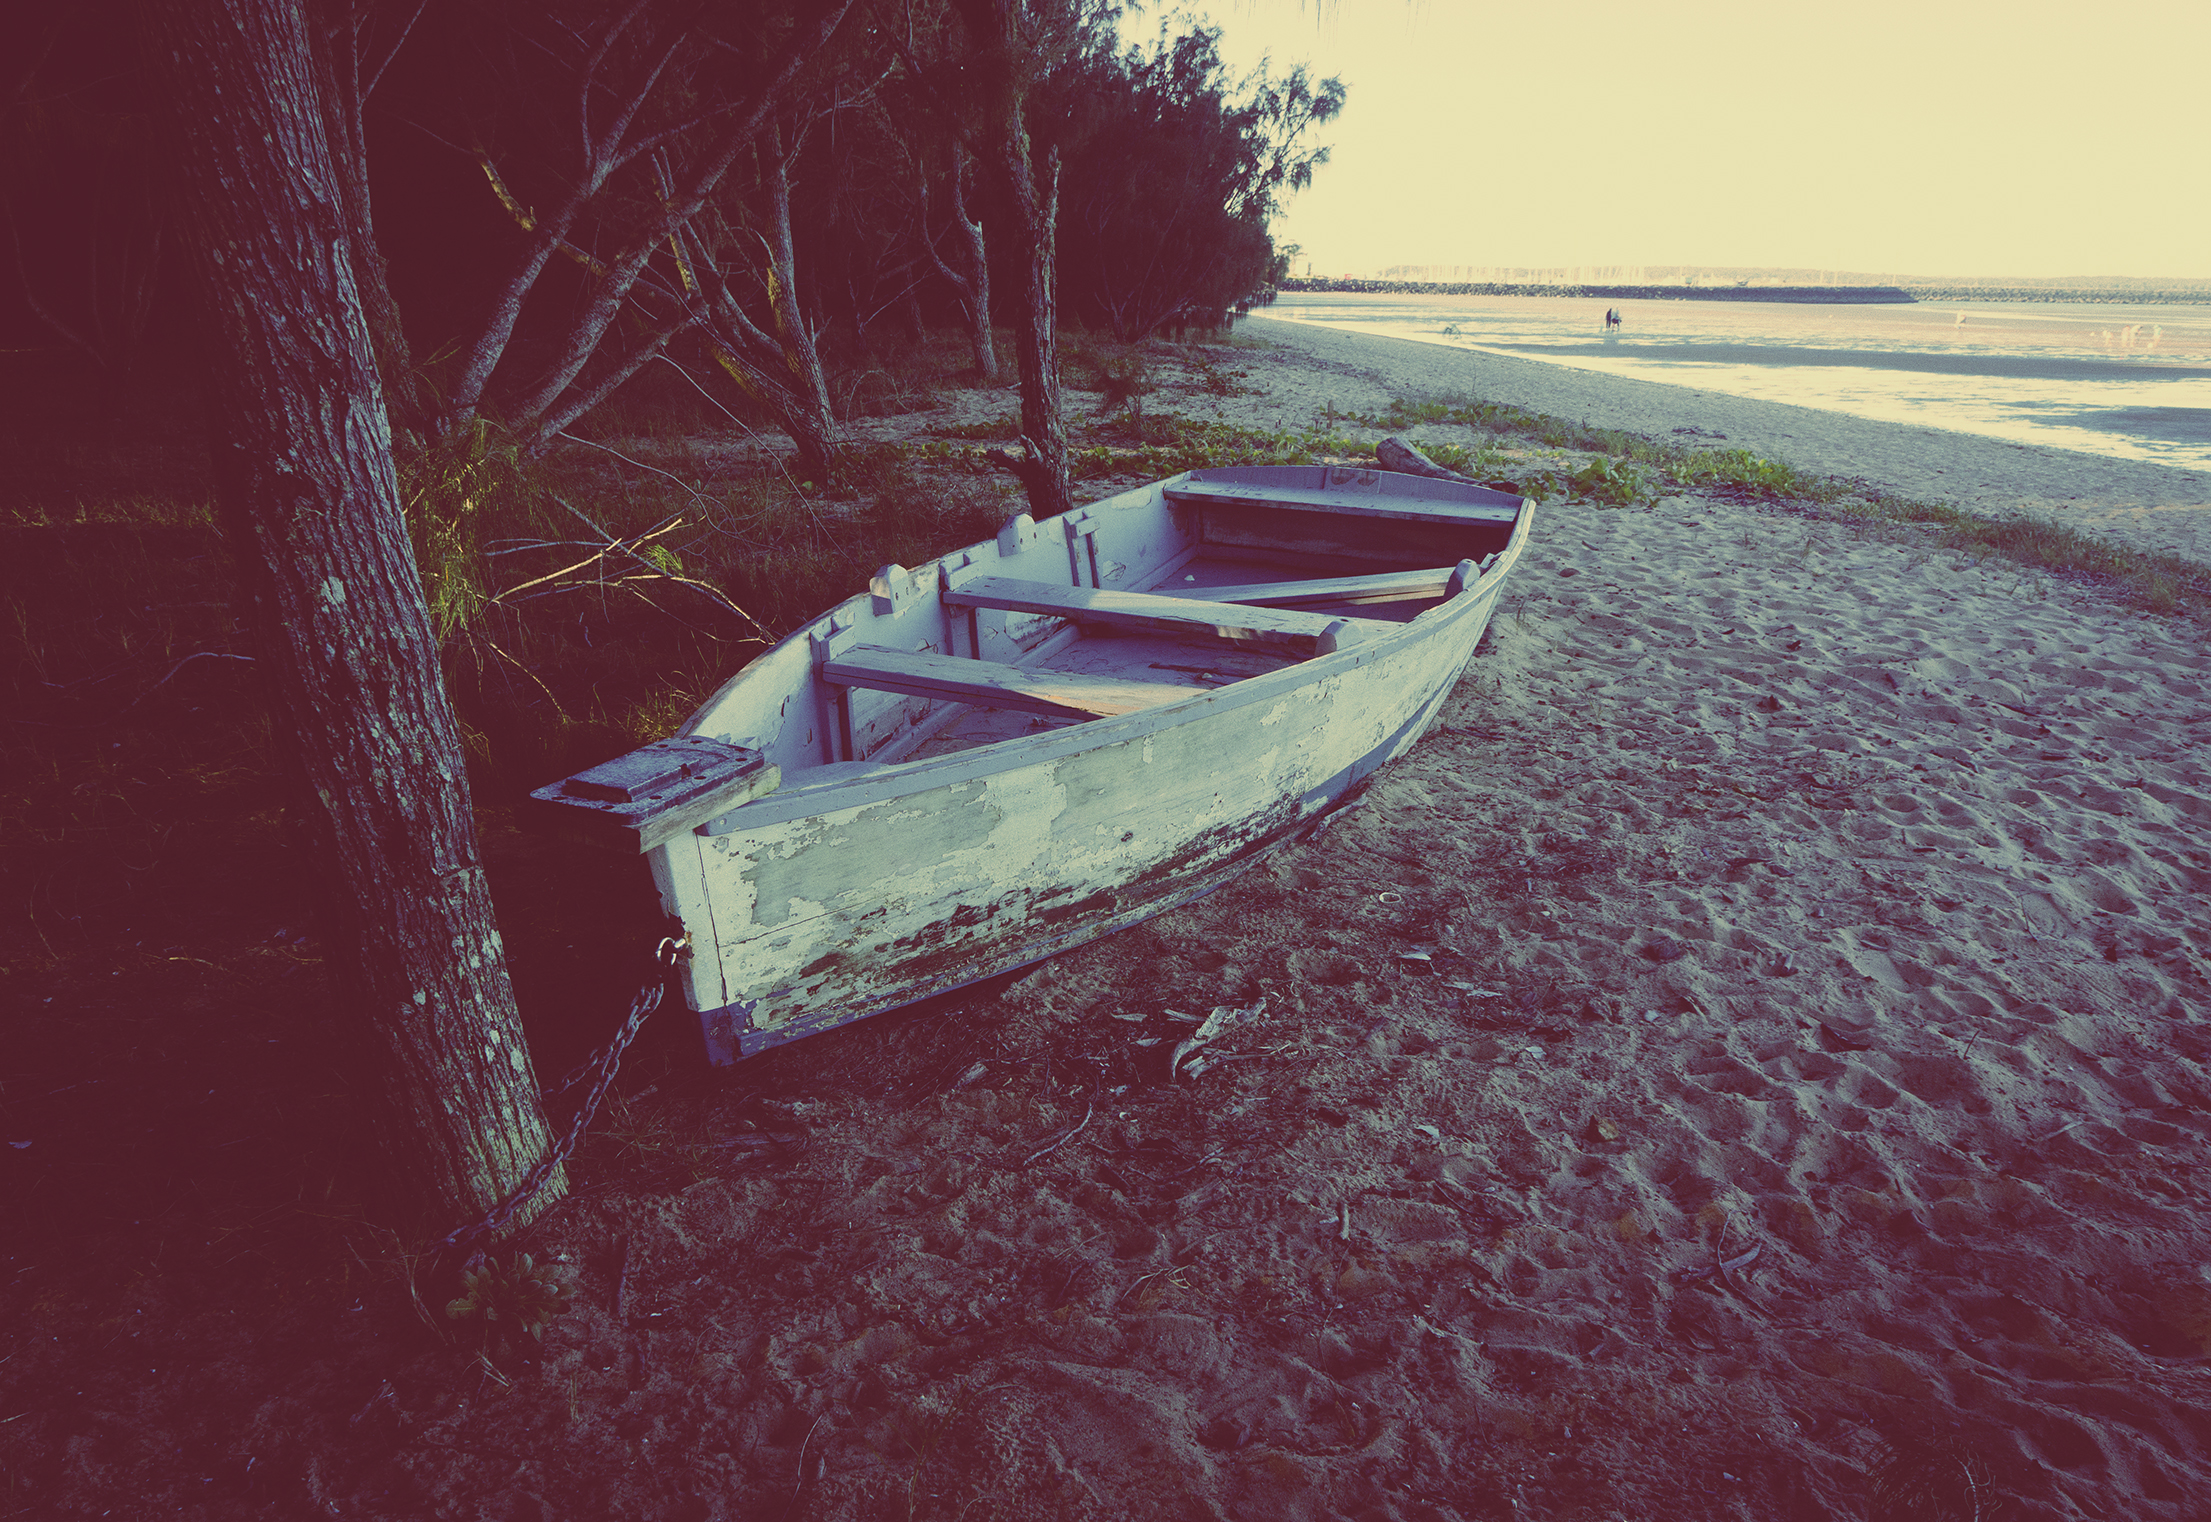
[142,0,564,1240]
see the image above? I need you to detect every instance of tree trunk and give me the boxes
[757,134,840,477]
[143,0,563,1239]
[1000,142,1069,519]
[953,0,1067,519]
[1376,435,1478,484]
[952,150,998,385]
[314,0,425,442]
[921,145,997,384]
[670,135,841,486]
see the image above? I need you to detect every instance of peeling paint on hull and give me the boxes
[697,664,1462,1061]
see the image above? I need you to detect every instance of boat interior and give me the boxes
[533,468,1527,850]
[796,468,1527,773]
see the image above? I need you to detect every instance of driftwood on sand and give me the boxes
[1377,434,1480,483]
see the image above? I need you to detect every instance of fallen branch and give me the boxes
[2,651,255,729]
[1021,1093,1095,1167]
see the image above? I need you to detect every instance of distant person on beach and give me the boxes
[1604,307,1621,330]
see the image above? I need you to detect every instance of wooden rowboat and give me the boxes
[533,463,1534,1063]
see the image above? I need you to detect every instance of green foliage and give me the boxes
[1360,396,1670,463]
[1355,394,1828,505]
[446,1253,574,1347]
[1568,455,1657,504]
[1073,416,1371,478]
[1857,494,2204,612]
[398,421,540,642]
[1084,346,1157,438]
[1052,23,1344,339]
[1664,446,1810,497]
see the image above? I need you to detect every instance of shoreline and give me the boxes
[1240,313,2211,563]
[1275,277,2211,305]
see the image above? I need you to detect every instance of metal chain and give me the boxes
[433,937,687,1258]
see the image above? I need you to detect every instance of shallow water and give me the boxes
[1265,290,2211,474]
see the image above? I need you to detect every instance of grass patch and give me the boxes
[896,413,1376,481]
[1073,416,1374,478]
[1342,394,1832,504]
[1807,489,2211,616]
[1358,390,2211,615]
[6,427,1017,804]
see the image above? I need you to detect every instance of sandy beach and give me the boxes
[10,320,2210,1521]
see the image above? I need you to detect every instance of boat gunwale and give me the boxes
[686,489,1533,835]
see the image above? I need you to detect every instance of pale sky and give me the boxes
[1178,0,2211,281]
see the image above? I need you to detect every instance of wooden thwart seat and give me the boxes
[1163,477,1522,524]
[943,575,1380,655]
[823,646,1211,720]
[1151,562,1478,609]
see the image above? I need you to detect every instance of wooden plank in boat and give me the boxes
[944,576,1380,655]
[1163,477,1522,525]
[1151,566,1461,608]
[823,646,1211,720]
[528,734,780,853]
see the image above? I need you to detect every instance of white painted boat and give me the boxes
[533,464,1534,1062]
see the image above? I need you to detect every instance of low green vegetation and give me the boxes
[445,1252,575,1353]
[1336,394,1830,503]
[1832,490,2209,616]
[1338,391,2209,616]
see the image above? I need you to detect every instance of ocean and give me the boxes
[1261,290,2211,475]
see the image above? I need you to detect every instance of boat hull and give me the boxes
[535,464,1534,1063]
[659,564,1510,1061]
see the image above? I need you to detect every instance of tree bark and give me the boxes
[1376,436,1478,483]
[664,131,841,486]
[954,0,1069,520]
[313,0,425,442]
[1003,142,1069,519]
[142,0,563,1237]
[755,131,839,477]
[920,144,997,383]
